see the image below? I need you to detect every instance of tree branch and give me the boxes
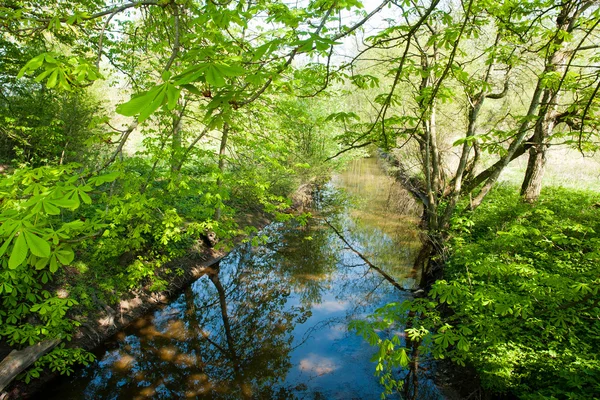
[96,122,138,173]
[323,218,417,293]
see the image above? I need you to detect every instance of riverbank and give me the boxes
[0,209,271,400]
[372,153,600,398]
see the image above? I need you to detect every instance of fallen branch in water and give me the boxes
[323,218,417,294]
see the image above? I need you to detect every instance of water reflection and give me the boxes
[42,158,442,399]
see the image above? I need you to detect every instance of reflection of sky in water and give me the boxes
[40,158,442,400]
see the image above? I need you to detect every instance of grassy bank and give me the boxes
[439,185,600,398]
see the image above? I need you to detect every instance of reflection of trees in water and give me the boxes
[273,220,340,307]
[340,214,421,288]
[78,235,315,399]
[334,158,421,219]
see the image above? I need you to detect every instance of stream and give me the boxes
[41,158,444,399]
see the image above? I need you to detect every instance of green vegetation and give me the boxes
[443,186,600,397]
[1,0,600,398]
[0,0,359,388]
[354,186,600,398]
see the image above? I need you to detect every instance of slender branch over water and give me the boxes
[322,218,416,294]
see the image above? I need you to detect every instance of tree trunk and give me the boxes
[520,142,548,202]
[170,115,182,173]
[170,100,186,174]
[0,339,61,393]
[215,123,229,221]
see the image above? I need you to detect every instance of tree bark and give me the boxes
[520,131,550,203]
[215,123,229,221]
[0,339,60,393]
[170,98,187,174]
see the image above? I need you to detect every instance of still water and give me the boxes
[44,158,441,399]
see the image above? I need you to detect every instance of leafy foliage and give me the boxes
[355,186,600,398]
[1,0,355,388]
[0,165,118,373]
[0,38,104,166]
[441,186,600,397]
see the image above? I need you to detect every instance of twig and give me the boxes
[97,121,138,172]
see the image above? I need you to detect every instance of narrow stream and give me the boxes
[42,158,443,399]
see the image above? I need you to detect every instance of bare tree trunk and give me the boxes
[215,123,229,221]
[521,146,548,202]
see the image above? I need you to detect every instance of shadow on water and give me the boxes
[40,158,444,399]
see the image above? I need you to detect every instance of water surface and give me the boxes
[44,158,442,399]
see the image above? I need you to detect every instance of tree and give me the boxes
[327,0,600,283]
[518,0,600,201]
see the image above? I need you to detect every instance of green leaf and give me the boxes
[49,255,59,273]
[78,190,92,205]
[55,248,74,265]
[43,200,61,215]
[52,197,79,209]
[35,257,49,270]
[205,65,226,87]
[46,69,59,88]
[34,68,54,83]
[252,41,276,61]
[0,235,13,257]
[172,65,206,86]
[218,64,246,77]
[9,233,28,269]
[23,231,51,258]
[399,348,410,367]
[69,191,81,209]
[17,54,45,78]
[138,87,167,122]
[115,92,151,116]
[181,84,203,96]
[166,84,181,110]
[89,171,120,186]
[116,84,167,122]
[44,54,58,64]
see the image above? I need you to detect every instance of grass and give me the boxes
[499,147,600,191]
